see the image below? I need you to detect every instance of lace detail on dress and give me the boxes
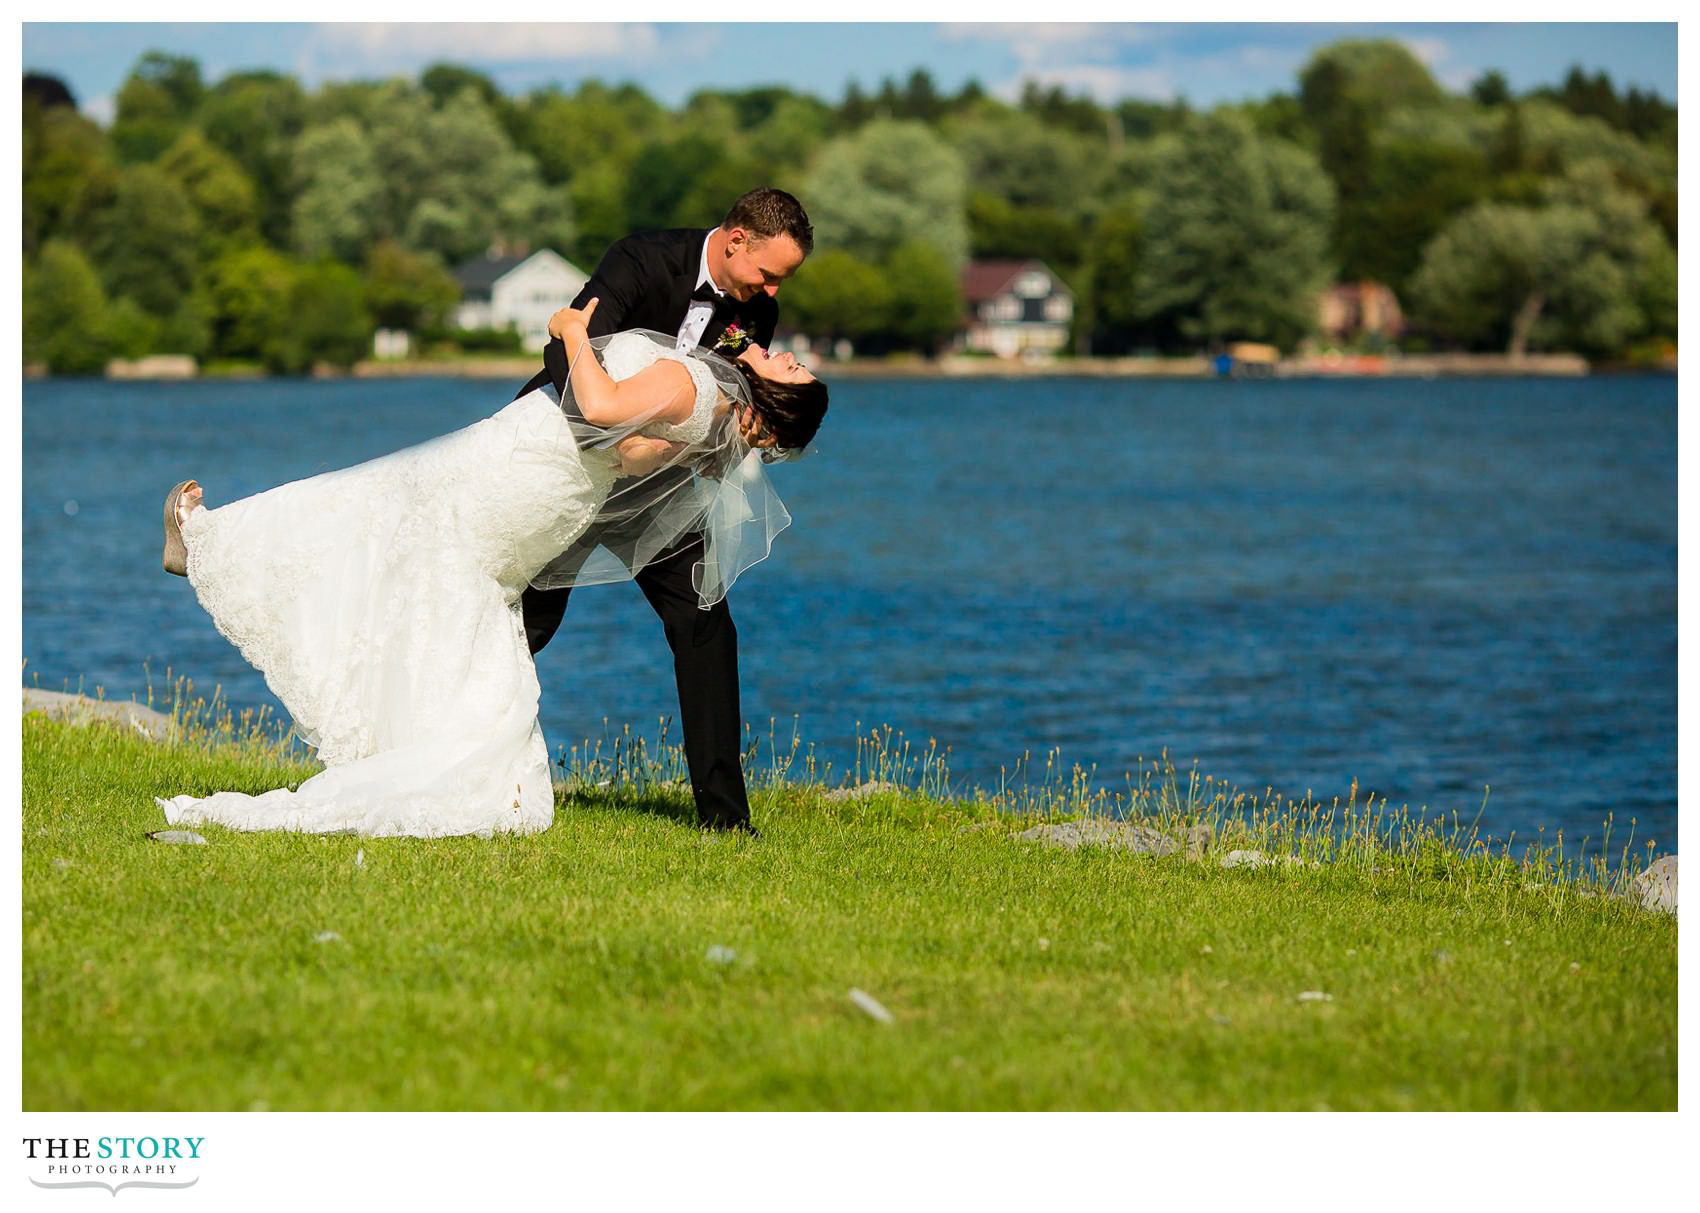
[599,331,721,447]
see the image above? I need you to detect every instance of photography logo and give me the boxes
[23,1136,203,1196]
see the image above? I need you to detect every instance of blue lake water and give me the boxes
[21,373,1677,852]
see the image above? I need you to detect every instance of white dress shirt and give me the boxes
[678,232,726,351]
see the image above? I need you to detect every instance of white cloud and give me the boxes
[301,22,663,74]
[1399,35,1450,68]
[82,92,115,128]
[941,22,1150,66]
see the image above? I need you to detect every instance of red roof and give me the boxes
[960,259,1049,305]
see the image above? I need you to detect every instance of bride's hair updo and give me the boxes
[734,364,828,451]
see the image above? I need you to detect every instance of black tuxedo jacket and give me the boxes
[517,227,779,400]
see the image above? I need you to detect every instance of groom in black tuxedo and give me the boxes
[513,188,813,835]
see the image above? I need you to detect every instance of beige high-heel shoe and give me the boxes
[162,480,202,576]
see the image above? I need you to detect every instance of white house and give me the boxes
[453,249,589,349]
[958,259,1074,358]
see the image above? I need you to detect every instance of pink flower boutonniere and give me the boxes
[713,321,752,356]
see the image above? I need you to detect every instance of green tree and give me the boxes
[204,245,300,366]
[1298,40,1445,280]
[506,80,663,188]
[1083,205,1144,354]
[1409,162,1676,358]
[882,239,961,355]
[781,248,893,346]
[23,70,76,109]
[159,129,260,257]
[291,81,579,272]
[81,164,202,317]
[1471,70,1512,108]
[1018,80,1106,136]
[1299,39,1445,119]
[23,97,112,253]
[363,240,460,332]
[291,118,383,262]
[966,192,1084,278]
[23,241,113,373]
[804,119,968,269]
[110,52,203,162]
[1132,113,1335,351]
[421,63,502,109]
[1347,135,1491,292]
[623,133,728,230]
[947,107,1099,214]
[199,71,308,247]
[280,262,374,371]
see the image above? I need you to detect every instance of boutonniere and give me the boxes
[713,321,752,356]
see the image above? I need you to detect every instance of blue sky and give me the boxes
[21,20,1678,125]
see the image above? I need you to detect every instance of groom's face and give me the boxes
[721,230,806,302]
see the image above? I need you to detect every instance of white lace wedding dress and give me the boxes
[157,333,725,837]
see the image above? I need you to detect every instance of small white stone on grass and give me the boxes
[705,945,737,965]
[848,988,894,1024]
[1200,945,1214,955]
[1037,937,1050,951]
[1569,962,1581,973]
[354,848,365,870]
[313,931,342,944]
[52,858,72,871]
[1296,990,1333,1003]
[147,830,207,845]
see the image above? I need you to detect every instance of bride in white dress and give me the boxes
[155,299,827,838]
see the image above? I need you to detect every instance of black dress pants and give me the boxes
[521,540,751,828]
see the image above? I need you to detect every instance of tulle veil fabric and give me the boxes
[528,329,792,608]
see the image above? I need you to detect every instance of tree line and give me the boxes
[22,41,1678,373]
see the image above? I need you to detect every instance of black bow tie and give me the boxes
[691,283,727,306]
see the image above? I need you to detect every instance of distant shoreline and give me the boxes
[28,351,1675,383]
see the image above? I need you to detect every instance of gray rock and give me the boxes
[24,688,178,742]
[824,780,902,803]
[1628,855,1677,916]
[1018,819,1182,855]
[146,830,206,845]
[705,945,738,965]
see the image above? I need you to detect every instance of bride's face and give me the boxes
[736,344,816,385]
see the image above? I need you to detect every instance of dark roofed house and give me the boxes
[454,248,589,349]
[959,259,1074,359]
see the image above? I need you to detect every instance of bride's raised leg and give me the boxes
[162,479,205,576]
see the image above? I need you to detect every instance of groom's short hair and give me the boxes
[723,189,813,256]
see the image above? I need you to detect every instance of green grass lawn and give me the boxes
[23,713,1676,1111]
